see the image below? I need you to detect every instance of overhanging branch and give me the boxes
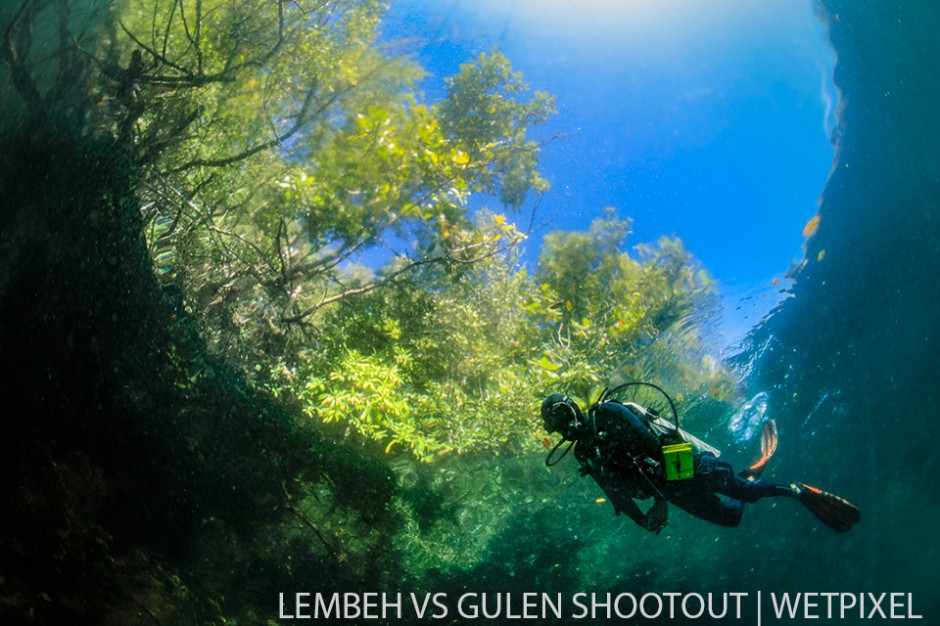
[281,237,514,325]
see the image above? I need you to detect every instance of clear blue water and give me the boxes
[382,0,837,347]
[733,0,940,618]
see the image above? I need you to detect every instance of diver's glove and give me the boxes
[643,499,669,534]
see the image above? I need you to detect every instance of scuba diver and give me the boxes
[541,384,860,533]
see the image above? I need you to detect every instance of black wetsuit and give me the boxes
[574,400,784,528]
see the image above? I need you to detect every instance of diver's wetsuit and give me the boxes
[574,401,785,528]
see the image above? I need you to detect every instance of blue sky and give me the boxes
[381,0,837,345]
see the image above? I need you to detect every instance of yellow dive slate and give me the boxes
[662,443,694,481]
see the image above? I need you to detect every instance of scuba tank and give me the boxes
[620,401,721,459]
[595,382,719,481]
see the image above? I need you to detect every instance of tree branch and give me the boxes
[162,76,332,173]
[281,237,511,325]
[1,0,47,113]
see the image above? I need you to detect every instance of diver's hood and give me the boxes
[542,393,585,439]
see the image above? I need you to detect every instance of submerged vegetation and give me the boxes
[268,210,728,462]
[2,1,736,623]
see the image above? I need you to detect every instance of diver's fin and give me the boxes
[792,483,861,533]
[743,420,778,479]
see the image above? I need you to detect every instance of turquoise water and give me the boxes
[1,1,938,624]
[734,0,940,615]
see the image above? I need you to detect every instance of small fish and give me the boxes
[802,215,820,237]
[817,249,826,261]
[595,498,607,504]
[542,436,553,449]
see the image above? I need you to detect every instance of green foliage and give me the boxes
[440,50,556,208]
[1,0,555,369]
[265,212,541,461]
[529,210,727,403]
[264,208,733,463]
[153,38,554,366]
